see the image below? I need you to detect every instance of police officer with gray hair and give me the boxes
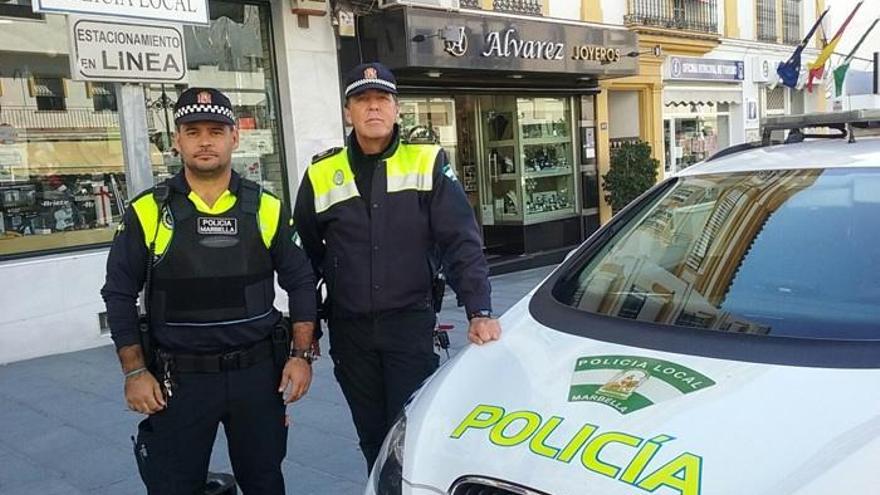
[101,87,316,494]
[294,62,502,471]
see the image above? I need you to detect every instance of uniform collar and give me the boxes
[168,169,241,195]
[347,124,400,163]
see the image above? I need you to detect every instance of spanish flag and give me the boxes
[807,1,863,92]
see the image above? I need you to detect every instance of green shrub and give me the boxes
[603,140,659,213]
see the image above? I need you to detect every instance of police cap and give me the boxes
[343,62,398,99]
[173,87,236,127]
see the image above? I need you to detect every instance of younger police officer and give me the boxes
[294,63,502,471]
[101,88,316,494]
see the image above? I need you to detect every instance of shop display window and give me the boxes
[479,96,578,225]
[0,1,284,259]
[664,103,730,174]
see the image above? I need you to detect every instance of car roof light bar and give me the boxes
[761,109,880,145]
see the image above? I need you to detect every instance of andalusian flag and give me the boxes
[807,1,863,92]
[833,18,879,96]
[776,7,830,89]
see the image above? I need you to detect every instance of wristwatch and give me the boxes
[289,347,317,365]
[467,309,493,321]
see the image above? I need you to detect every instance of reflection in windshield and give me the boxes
[559,169,880,339]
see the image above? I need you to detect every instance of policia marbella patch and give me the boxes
[568,355,715,414]
[197,217,238,235]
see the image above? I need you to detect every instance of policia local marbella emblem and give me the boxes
[568,355,715,414]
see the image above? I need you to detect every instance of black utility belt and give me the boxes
[158,338,274,373]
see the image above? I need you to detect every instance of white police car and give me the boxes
[366,110,880,495]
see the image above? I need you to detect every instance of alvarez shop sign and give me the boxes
[370,7,638,76]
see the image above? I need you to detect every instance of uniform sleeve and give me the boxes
[292,173,325,277]
[271,204,317,323]
[101,207,148,350]
[429,148,493,315]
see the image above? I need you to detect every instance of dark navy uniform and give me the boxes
[101,88,315,495]
[294,63,491,467]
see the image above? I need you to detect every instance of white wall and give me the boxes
[548,0,581,21]
[0,251,110,364]
[737,0,755,40]
[272,3,344,201]
[609,90,640,138]
[0,250,291,364]
[601,0,626,25]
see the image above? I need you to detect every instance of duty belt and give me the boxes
[159,338,274,373]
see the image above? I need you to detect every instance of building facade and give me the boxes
[0,0,845,363]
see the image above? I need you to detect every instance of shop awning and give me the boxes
[15,140,164,175]
[664,86,742,106]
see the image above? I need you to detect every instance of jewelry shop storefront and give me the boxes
[344,6,638,257]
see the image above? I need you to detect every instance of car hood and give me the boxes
[402,297,880,495]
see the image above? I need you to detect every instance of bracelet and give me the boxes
[124,367,147,380]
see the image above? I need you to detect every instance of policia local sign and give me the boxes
[68,18,187,83]
[34,0,208,25]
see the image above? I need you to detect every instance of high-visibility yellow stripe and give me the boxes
[188,189,236,214]
[132,194,173,256]
[308,152,360,213]
[258,193,281,249]
[132,189,280,253]
[307,143,440,213]
[386,144,439,193]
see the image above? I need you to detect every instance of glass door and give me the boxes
[519,96,576,225]
[476,95,578,227]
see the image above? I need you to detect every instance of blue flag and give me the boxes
[777,8,829,88]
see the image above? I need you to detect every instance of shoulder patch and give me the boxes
[441,163,458,182]
[311,147,343,164]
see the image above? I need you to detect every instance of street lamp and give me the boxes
[145,85,177,153]
[627,44,663,58]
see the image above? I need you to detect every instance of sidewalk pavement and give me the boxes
[0,265,555,495]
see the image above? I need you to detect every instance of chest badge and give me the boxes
[197,217,238,235]
[333,170,344,186]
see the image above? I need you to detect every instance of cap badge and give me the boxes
[364,67,378,80]
[197,91,212,104]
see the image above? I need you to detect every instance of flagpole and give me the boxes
[832,18,879,97]
[775,7,830,89]
[807,0,864,91]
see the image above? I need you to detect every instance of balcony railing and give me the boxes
[625,0,718,34]
[460,0,482,8]
[492,0,542,16]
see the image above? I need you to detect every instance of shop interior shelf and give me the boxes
[524,209,577,225]
[522,136,571,145]
[485,139,516,147]
[523,168,574,178]
[496,213,521,222]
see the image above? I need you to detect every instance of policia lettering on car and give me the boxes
[452,404,703,495]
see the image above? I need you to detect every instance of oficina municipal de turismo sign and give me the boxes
[33,0,208,25]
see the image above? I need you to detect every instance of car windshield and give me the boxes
[554,168,880,340]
